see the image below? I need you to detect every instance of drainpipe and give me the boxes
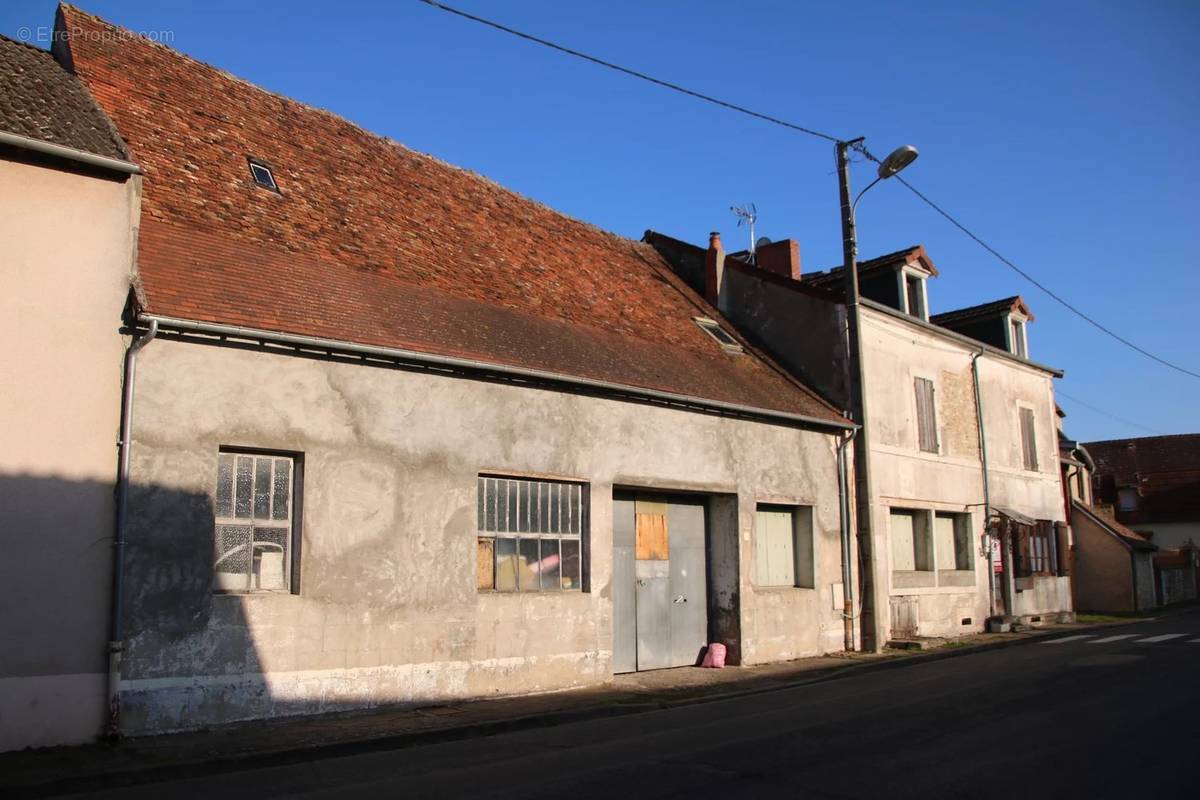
[837,429,858,651]
[108,319,157,738]
[971,351,997,618]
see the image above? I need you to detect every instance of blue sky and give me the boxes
[5,1,1197,441]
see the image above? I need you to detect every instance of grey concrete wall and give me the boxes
[118,338,848,734]
[0,159,134,750]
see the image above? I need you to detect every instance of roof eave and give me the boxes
[139,312,857,433]
[0,129,141,174]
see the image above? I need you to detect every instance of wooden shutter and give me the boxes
[1020,408,1038,470]
[914,378,938,453]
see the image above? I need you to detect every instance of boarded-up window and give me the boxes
[934,512,973,571]
[1019,407,1038,471]
[634,502,669,560]
[476,476,586,592]
[914,377,938,454]
[754,505,814,588]
[214,451,299,593]
[891,508,933,572]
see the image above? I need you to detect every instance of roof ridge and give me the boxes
[59,4,642,253]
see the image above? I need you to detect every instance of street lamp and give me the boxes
[835,138,918,653]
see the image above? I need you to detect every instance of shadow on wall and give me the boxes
[0,473,217,749]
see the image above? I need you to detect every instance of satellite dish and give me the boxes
[756,236,772,249]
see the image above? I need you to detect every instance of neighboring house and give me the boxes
[646,232,1072,648]
[18,6,860,741]
[1086,434,1200,604]
[1060,422,1156,613]
[0,33,141,750]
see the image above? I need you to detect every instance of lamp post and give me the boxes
[836,139,919,652]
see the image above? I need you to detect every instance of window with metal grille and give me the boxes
[476,476,586,592]
[214,451,299,593]
[1019,407,1039,471]
[914,377,938,453]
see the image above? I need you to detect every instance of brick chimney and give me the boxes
[754,238,801,280]
[705,231,725,307]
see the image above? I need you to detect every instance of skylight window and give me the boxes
[248,159,278,192]
[694,317,743,353]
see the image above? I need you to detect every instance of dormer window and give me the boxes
[1009,316,1028,358]
[903,271,927,320]
[248,158,278,192]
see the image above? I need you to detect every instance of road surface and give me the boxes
[61,608,1200,799]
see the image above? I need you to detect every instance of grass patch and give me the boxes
[940,640,973,649]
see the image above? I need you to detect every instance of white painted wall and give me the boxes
[0,157,134,750]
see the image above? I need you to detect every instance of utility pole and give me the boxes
[837,138,882,652]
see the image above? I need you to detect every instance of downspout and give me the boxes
[108,319,157,738]
[971,350,997,618]
[837,429,858,651]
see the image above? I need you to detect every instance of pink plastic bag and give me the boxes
[700,642,726,668]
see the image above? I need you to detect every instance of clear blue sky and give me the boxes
[5,1,1197,441]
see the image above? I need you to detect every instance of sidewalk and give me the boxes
[0,615,1153,797]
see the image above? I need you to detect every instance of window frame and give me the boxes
[247,157,280,193]
[693,317,744,354]
[913,375,939,454]
[1018,405,1039,472]
[212,447,303,595]
[899,268,929,321]
[476,475,589,593]
[934,511,974,572]
[1014,520,1057,577]
[753,504,815,589]
[890,507,934,574]
[1009,315,1029,358]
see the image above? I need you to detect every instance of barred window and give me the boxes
[476,476,586,592]
[214,451,299,593]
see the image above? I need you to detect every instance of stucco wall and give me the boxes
[1137,521,1200,551]
[858,308,1069,640]
[0,158,134,750]
[119,338,848,734]
[1071,510,1135,613]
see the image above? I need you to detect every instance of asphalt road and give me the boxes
[62,609,1200,800]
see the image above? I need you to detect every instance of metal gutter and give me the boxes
[836,430,858,651]
[108,319,157,738]
[971,349,1000,620]
[0,130,141,175]
[861,298,1064,377]
[138,314,857,432]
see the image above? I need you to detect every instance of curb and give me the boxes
[4,616,1158,798]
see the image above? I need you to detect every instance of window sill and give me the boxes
[892,570,937,589]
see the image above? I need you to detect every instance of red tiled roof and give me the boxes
[0,31,129,160]
[802,244,939,291]
[58,6,843,425]
[1072,501,1157,552]
[1085,435,1200,521]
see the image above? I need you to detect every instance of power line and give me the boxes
[416,0,1200,382]
[1056,390,1166,436]
[416,0,840,142]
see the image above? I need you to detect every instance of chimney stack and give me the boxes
[754,238,801,280]
[705,231,725,307]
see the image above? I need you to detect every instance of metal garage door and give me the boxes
[613,493,708,672]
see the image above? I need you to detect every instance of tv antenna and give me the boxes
[731,203,758,256]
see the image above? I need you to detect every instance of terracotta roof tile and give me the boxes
[58,5,842,424]
[0,31,128,160]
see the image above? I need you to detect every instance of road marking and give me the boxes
[1090,634,1138,643]
[1135,634,1187,643]
[1042,635,1096,644]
